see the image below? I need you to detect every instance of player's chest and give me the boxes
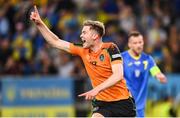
[126,59,148,71]
[126,59,149,78]
[83,51,110,66]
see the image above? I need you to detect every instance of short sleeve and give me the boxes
[148,55,157,69]
[107,44,122,64]
[148,55,161,76]
[69,43,83,56]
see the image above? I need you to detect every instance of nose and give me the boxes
[80,34,83,38]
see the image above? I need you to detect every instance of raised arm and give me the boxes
[30,5,70,52]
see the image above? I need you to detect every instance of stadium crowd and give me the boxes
[0,0,180,76]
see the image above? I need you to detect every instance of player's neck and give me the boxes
[129,49,141,59]
[90,41,103,53]
[129,49,139,56]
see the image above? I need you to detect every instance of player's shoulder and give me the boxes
[121,50,128,55]
[102,42,122,57]
[141,52,153,59]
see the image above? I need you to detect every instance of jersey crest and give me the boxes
[99,54,105,61]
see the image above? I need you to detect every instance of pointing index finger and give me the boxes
[78,93,86,97]
[34,5,38,13]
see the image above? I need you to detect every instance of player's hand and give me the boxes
[156,73,167,83]
[78,88,100,100]
[30,5,42,25]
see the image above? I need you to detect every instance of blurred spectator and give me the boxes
[70,52,91,117]
[63,19,80,43]
[71,56,88,80]
[0,8,9,37]
[34,43,58,75]
[4,57,22,75]
[58,51,74,77]
[103,20,118,42]
[114,30,127,52]
[119,5,136,33]
[0,37,12,67]
[147,18,167,50]
[11,21,32,62]
[0,0,178,75]
[171,33,180,73]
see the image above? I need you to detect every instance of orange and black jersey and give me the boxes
[69,42,130,102]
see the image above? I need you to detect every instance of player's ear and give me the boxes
[92,32,99,40]
[94,34,99,40]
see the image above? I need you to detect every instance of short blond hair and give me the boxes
[83,20,105,37]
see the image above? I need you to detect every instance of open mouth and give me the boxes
[82,40,86,44]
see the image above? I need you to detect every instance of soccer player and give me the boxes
[30,6,136,117]
[121,31,167,117]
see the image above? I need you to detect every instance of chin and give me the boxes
[83,45,89,49]
[83,46,88,49]
[134,50,141,55]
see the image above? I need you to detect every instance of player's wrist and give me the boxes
[94,86,102,93]
[35,19,43,26]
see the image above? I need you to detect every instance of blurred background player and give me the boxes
[121,31,167,117]
[30,6,136,117]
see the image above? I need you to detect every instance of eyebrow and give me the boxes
[82,30,86,33]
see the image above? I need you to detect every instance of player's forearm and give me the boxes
[95,74,122,92]
[36,21,59,45]
[155,73,167,83]
[35,20,70,52]
[150,66,167,83]
[94,64,123,92]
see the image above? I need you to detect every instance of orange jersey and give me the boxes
[69,42,130,101]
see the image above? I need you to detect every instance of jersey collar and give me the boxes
[128,50,141,60]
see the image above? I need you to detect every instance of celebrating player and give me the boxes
[30,6,136,117]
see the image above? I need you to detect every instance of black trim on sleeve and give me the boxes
[107,44,122,62]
